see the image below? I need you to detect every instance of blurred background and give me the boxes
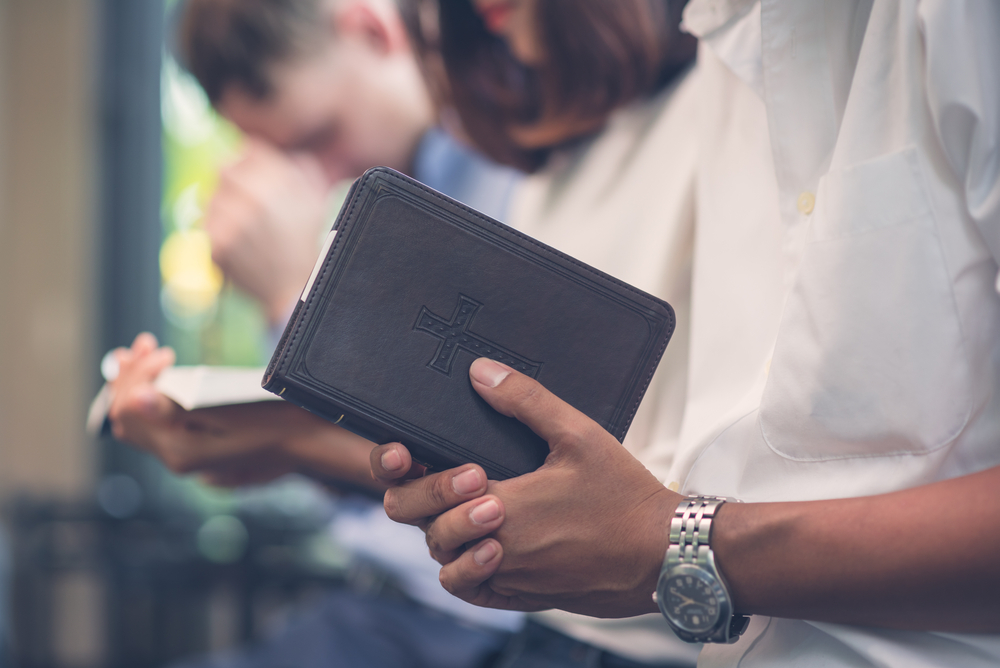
[0,2,354,666]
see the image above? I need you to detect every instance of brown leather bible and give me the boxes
[263,167,675,480]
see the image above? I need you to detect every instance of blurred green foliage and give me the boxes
[160,54,268,367]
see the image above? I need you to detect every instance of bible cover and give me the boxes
[263,167,675,480]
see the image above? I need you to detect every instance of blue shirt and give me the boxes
[412,127,522,223]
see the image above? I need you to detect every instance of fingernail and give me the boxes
[470,358,511,388]
[473,541,499,566]
[381,449,403,472]
[470,499,500,525]
[452,468,484,495]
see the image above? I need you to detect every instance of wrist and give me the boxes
[711,499,809,618]
[706,500,749,614]
[617,486,685,616]
[282,414,340,470]
[640,487,686,609]
[285,422,385,495]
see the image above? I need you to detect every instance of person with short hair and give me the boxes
[177,0,521,334]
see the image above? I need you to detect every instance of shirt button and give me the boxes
[797,191,815,215]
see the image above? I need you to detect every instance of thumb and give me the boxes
[127,345,175,385]
[469,357,602,451]
[109,384,182,444]
[120,385,180,424]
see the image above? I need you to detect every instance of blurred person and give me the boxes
[395,0,707,665]
[114,0,709,666]
[371,0,1000,667]
[179,0,519,335]
[115,1,523,667]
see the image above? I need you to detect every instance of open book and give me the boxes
[86,366,280,435]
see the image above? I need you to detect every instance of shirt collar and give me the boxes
[685,0,764,100]
[682,0,758,39]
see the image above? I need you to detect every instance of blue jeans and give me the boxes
[173,589,510,668]
[174,593,695,668]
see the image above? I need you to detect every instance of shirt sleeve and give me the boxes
[919,0,1000,284]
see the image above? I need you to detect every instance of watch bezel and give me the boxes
[657,562,734,639]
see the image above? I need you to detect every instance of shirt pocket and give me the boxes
[759,145,972,461]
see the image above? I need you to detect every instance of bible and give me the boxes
[263,167,675,480]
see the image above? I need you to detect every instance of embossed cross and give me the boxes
[414,294,541,377]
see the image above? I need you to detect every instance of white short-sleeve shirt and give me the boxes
[675,0,1000,665]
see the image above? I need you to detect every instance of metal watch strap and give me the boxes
[667,495,726,569]
[662,495,749,643]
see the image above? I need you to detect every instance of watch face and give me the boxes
[658,566,726,634]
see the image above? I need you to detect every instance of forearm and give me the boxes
[287,425,386,496]
[712,465,1000,632]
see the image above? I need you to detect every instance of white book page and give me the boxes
[301,229,337,301]
[86,366,280,435]
[153,366,278,411]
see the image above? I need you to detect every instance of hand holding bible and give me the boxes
[371,357,683,618]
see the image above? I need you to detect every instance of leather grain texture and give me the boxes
[263,167,675,480]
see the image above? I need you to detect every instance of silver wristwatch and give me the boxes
[653,495,749,644]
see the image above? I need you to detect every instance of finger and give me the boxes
[131,332,159,354]
[437,540,545,612]
[112,346,131,371]
[116,336,167,384]
[469,357,598,446]
[204,196,254,244]
[127,346,175,384]
[370,442,424,484]
[439,538,502,593]
[240,135,273,158]
[117,384,178,422]
[382,464,488,526]
[230,136,270,169]
[226,143,287,195]
[425,496,505,563]
[120,348,172,399]
[114,344,161,379]
[110,385,181,443]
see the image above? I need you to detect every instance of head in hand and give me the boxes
[181,0,434,184]
[178,0,437,322]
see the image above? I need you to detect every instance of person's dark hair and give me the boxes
[178,0,326,104]
[400,0,696,172]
